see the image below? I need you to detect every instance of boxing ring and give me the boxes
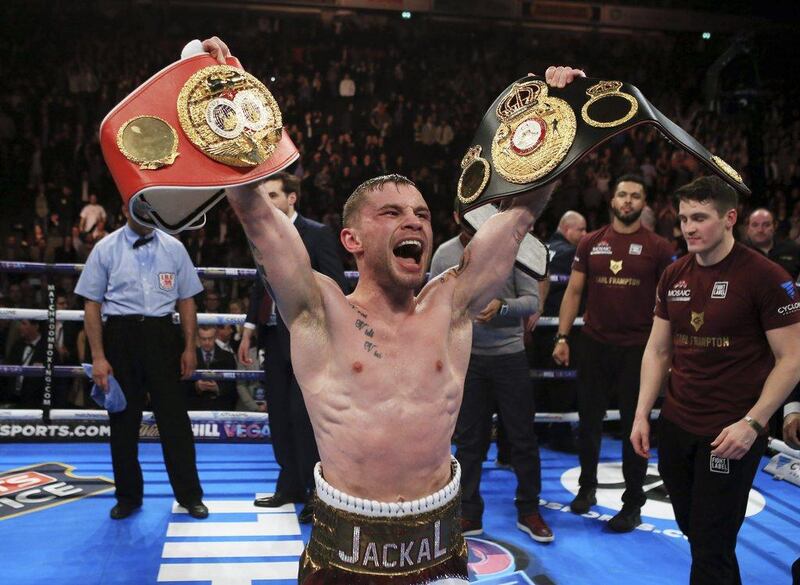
[1,261,798,584]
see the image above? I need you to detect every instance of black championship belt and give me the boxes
[456,75,749,213]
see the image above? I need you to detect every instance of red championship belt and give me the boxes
[100,41,299,233]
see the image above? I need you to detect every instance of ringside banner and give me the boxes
[0,411,271,443]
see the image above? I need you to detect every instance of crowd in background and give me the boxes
[1,3,799,409]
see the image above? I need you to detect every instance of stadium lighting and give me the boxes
[702,32,711,40]
[401,11,412,19]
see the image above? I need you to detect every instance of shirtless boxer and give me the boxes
[204,36,584,585]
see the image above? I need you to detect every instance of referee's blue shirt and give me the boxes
[75,224,204,317]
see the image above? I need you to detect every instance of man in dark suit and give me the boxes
[189,325,237,411]
[237,171,349,524]
[529,210,587,452]
[5,319,66,408]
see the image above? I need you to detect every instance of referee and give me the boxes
[76,205,208,520]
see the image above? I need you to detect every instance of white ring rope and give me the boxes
[0,260,569,283]
[0,308,582,328]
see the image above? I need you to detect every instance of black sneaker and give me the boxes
[608,506,641,533]
[109,502,141,520]
[569,488,596,514]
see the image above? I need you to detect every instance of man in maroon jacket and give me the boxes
[632,176,800,585]
[553,174,673,531]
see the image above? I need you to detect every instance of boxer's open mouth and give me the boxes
[393,239,423,265]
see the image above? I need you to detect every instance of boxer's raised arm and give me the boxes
[226,182,324,328]
[450,65,584,319]
[451,186,554,318]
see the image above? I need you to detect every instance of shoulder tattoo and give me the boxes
[246,238,268,284]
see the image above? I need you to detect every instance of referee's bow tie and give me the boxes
[133,236,154,249]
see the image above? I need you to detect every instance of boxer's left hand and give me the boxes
[202,36,232,65]
[542,66,586,88]
[710,419,758,460]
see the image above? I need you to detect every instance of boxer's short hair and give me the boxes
[342,174,416,228]
[675,175,738,216]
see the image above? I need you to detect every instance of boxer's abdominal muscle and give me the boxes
[291,280,471,502]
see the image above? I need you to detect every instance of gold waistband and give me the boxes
[306,469,465,576]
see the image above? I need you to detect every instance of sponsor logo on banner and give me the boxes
[465,538,546,582]
[781,281,797,300]
[0,463,113,520]
[711,281,728,299]
[560,462,765,521]
[158,272,176,291]
[710,454,730,474]
[590,241,612,255]
[0,416,270,443]
[629,243,642,255]
[467,538,515,579]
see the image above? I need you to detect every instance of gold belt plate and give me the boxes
[117,116,179,170]
[177,64,283,167]
[491,80,576,185]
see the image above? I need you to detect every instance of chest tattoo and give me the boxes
[350,304,382,359]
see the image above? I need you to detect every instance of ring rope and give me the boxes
[0,308,583,328]
[0,260,570,283]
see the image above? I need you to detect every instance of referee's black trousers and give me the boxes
[577,334,648,507]
[658,417,767,585]
[104,316,202,507]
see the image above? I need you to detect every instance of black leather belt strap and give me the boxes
[106,314,173,323]
[457,74,749,215]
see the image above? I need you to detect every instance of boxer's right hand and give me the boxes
[552,341,570,367]
[202,36,232,65]
[92,357,113,394]
[543,66,586,88]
